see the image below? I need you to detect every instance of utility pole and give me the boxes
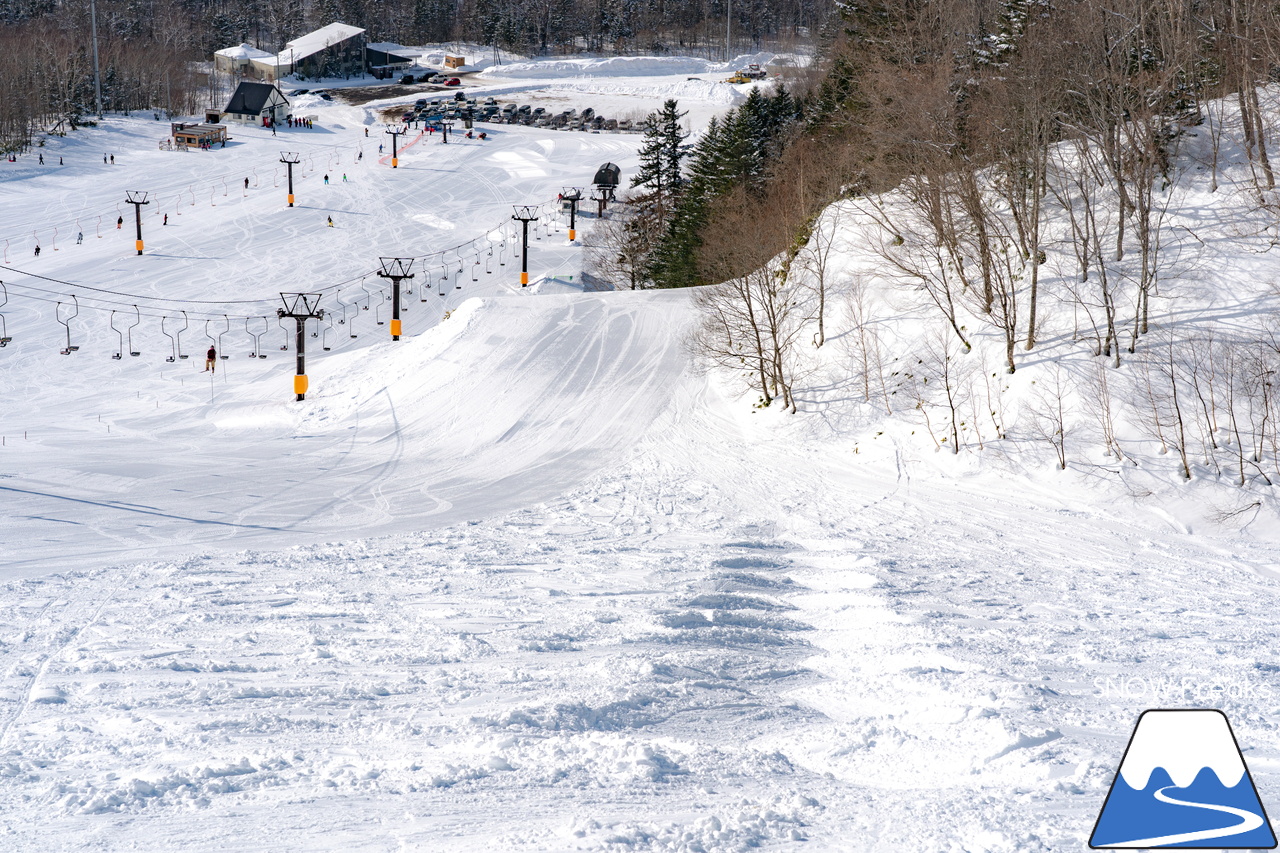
[277,293,324,401]
[512,206,539,287]
[377,257,414,340]
[90,0,103,118]
[561,187,582,243]
[385,125,406,167]
[279,151,300,207]
[125,191,149,255]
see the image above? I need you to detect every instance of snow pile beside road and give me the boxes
[546,77,748,107]
[481,56,721,80]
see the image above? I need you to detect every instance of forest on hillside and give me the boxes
[601,0,1280,489]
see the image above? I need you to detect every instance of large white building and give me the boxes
[214,23,367,83]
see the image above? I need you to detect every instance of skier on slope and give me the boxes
[204,345,217,373]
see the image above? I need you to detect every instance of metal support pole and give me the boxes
[562,187,582,243]
[512,207,538,287]
[386,126,405,167]
[90,0,103,119]
[125,191,149,255]
[280,152,300,207]
[278,293,324,401]
[294,317,306,398]
[377,257,415,340]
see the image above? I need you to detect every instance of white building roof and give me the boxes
[280,23,365,63]
[215,42,274,60]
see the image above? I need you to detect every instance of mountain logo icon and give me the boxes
[1090,709,1277,849]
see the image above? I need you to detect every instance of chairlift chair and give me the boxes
[163,315,178,361]
[217,314,230,358]
[0,282,11,346]
[165,310,190,359]
[110,310,123,359]
[57,295,80,354]
[278,315,290,350]
[246,316,268,358]
[127,305,141,356]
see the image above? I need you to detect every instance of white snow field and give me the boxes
[3,60,1280,852]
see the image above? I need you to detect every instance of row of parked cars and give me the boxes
[401,94,635,133]
[398,71,461,86]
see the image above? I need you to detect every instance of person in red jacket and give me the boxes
[204,345,217,372]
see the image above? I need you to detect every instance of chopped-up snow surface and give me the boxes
[2,57,1280,852]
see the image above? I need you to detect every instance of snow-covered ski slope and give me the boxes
[5,57,1280,852]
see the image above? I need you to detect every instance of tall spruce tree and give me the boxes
[631,98,689,221]
[646,87,799,288]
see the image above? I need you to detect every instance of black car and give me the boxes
[399,74,415,85]
[454,91,467,101]
[418,73,433,83]
[581,107,595,120]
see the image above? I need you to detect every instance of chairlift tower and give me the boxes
[279,151,300,207]
[385,125,406,168]
[512,206,539,287]
[377,257,415,340]
[561,188,582,243]
[277,292,324,400]
[125,191,150,255]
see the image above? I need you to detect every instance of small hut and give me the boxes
[171,122,229,149]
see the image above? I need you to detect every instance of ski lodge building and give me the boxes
[222,82,290,126]
[213,23,367,83]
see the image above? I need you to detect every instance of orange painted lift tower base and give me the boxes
[277,292,325,401]
[280,151,300,207]
[125,190,149,255]
[377,257,415,341]
[512,205,540,287]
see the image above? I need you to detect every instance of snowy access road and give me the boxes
[0,290,696,577]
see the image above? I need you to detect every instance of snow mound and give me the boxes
[480,56,721,80]
[546,77,747,106]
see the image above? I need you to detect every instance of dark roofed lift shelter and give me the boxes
[593,163,621,188]
[223,82,290,126]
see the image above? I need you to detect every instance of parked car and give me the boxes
[429,74,447,83]
[580,107,595,120]
[517,104,532,115]
[445,77,462,86]
[483,97,497,106]
[399,74,416,85]
[414,98,428,108]
[604,118,618,131]
[502,103,517,115]
[453,91,467,101]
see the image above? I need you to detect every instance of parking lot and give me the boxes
[381,91,638,134]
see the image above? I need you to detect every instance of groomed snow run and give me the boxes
[2,53,1280,853]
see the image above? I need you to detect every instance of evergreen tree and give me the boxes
[646,87,799,288]
[631,98,689,220]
